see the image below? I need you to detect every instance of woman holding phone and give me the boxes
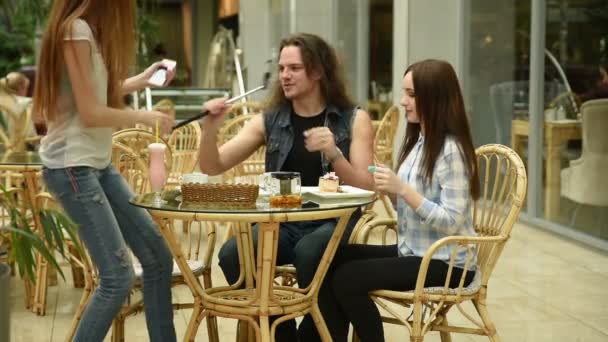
[33,1,178,341]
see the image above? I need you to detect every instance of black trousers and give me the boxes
[312,244,475,342]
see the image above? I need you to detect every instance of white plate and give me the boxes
[301,185,374,199]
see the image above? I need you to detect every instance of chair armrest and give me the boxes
[349,217,397,245]
[25,135,42,144]
[413,235,506,296]
[569,157,583,167]
[346,209,378,244]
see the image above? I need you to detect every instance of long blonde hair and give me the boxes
[33,0,135,122]
[0,72,30,95]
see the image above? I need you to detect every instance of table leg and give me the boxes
[233,221,258,342]
[235,222,256,288]
[310,212,352,341]
[511,131,524,161]
[544,130,562,220]
[256,222,280,342]
[153,217,211,342]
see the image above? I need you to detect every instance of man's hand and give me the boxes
[200,97,229,128]
[204,97,229,116]
[303,126,337,156]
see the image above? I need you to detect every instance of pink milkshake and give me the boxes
[148,143,167,204]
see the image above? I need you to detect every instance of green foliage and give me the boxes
[0,0,160,76]
[136,0,161,70]
[0,0,48,75]
[0,185,83,283]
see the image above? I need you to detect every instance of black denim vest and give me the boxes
[263,103,355,173]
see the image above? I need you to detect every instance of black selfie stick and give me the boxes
[172,72,271,131]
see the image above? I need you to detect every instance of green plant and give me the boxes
[136,0,161,70]
[0,0,49,75]
[0,186,83,283]
[0,0,160,76]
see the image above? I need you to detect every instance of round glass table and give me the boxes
[131,190,375,342]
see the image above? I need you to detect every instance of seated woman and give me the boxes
[319,59,480,342]
[0,72,31,109]
[0,72,36,138]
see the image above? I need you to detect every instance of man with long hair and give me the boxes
[199,33,375,341]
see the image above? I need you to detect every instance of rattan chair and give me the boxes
[109,217,218,342]
[34,192,96,342]
[37,190,218,342]
[225,100,264,121]
[374,106,400,168]
[218,114,266,181]
[112,128,172,194]
[0,168,52,312]
[166,121,202,188]
[350,144,527,342]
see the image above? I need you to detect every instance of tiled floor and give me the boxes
[8,221,608,341]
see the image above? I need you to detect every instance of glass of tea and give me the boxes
[259,172,302,208]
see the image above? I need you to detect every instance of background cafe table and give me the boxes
[0,150,50,315]
[130,190,375,342]
[511,118,582,220]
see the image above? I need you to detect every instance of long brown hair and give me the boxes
[33,0,135,122]
[398,59,479,199]
[266,33,354,110]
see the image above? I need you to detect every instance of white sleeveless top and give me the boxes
[40,19,113,169]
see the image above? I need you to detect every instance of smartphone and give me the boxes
[148,68,167,87]
[302,201,320,209]
[149,59,176,87]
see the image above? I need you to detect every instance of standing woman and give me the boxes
[321,59,480,342]
[33,1,177,341]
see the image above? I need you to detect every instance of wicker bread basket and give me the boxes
[181,183,259,204]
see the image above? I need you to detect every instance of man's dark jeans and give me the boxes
[218,211,361,342]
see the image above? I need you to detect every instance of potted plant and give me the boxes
[0,186,82,342]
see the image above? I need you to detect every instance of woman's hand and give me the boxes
[373,166,405,195]
[303,127,337,156]
[137,110,175,135]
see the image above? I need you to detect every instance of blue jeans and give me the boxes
[218,210,361,342]
[43,165,176,342]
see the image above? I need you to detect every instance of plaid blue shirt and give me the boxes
[396,135,477,269]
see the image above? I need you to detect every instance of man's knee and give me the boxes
[218,237,239,283]
[294,234,328,264]
[293,232,332,286]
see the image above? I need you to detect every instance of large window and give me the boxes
[467,0,608,242]
[541,0,607,239]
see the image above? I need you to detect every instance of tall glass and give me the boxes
[148,143,167,205]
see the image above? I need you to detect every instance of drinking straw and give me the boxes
[155,119,159,143]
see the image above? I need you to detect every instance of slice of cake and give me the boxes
[319,172,339,192]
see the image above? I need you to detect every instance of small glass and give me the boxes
[148,143,167,205]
